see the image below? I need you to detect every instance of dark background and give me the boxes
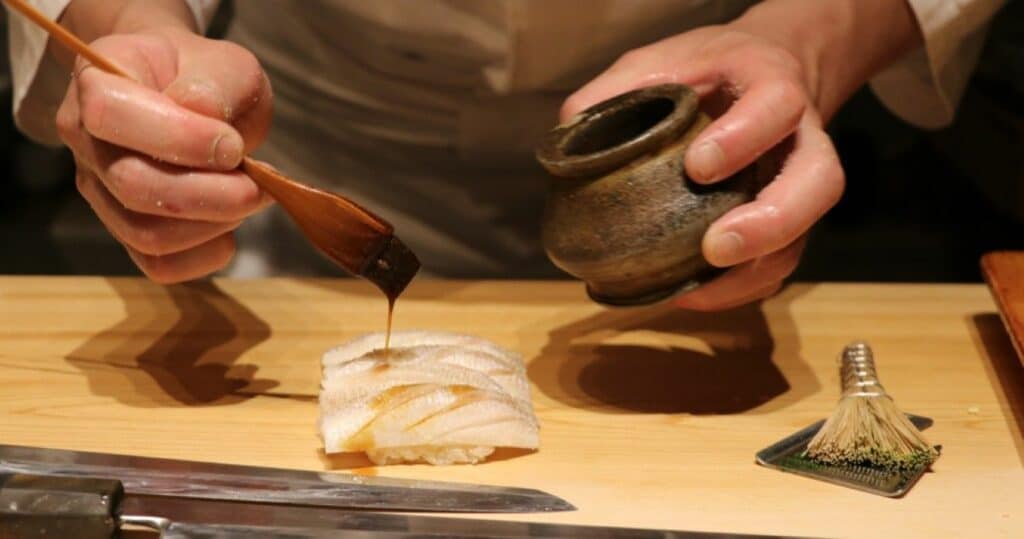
[1,3,1022,283]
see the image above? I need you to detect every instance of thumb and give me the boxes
[73,34,246,170]
[80,32,180,90]
[161,32,273,153]
[560,44,712,123]
[565,58,659,123]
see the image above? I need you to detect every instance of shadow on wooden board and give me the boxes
[64,278,275,407]
[529,284,818,415]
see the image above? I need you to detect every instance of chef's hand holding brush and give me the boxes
[49,0,274,283]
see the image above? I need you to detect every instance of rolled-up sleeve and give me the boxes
[3,0,221,145]
[870,0,1006,129]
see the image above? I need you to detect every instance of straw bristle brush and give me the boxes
[803,341,939,471]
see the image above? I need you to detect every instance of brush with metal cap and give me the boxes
[803,341,939,471]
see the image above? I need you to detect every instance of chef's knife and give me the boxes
[0,444,572,513]
[1,472,818,539]
[0,472,481,538]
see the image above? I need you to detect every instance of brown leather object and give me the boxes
[981,251,1024,365]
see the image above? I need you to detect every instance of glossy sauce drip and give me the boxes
[384,296,395,354]
[364,235,419,357]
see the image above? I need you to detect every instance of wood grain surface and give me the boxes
[0,277,1022,538]
[983,251,1024,367]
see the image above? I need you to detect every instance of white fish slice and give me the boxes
[323,345,531,403]
[318,331,539,465]
[321,384,537,451]
[320,362,508,408]
[322,331,524,372]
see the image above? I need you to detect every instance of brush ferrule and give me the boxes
[839,341,889,398]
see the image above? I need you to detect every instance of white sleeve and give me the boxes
[3,0,222,146]
[869,0,1006,129]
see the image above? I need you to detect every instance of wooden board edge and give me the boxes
[981,251,1024,367]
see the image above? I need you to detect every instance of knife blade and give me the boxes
[0,471,817,539]
[1,472,499,539]
[121,495,821,539]
[0,444,573,513]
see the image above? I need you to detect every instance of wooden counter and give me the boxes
[1,277,1021,538]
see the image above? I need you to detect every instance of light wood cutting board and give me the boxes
[0,277,1022,538]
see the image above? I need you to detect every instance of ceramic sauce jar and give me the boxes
[535,83,766,306]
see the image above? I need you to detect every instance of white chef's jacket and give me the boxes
[4,0,1007,278]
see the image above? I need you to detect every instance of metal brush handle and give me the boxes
[840,341,889,398]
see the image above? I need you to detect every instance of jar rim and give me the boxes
[536,83,699,179]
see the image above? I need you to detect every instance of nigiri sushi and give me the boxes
[318,331,539,465]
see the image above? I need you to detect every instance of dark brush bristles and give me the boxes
[804,341,938,472]
[360,235,421,300]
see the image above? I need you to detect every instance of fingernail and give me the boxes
[706,231,744,266]
[213,132,244,169]
[687,140,725,182]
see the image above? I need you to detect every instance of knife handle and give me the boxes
[0,472,123,539]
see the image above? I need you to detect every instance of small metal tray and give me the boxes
[755,414,938,497]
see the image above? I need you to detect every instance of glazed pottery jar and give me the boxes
[535,83,766,306]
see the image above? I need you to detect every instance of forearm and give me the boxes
[732,0,922,120]
[50,0,197,66]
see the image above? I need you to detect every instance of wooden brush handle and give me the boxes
[240,159,387,233]
[840,341,888,398]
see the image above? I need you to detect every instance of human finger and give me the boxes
[559,45,716,122]
[702,116,843,267]
[163,38,273,151]
[76,168,243,256]
[684,79,805,183]
[674,236,805,311]
[678,280,783,312]
[74,63,244,170]
[69,132,268,222]
[126,233,236,284]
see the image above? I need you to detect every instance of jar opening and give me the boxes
[563,97,675,156]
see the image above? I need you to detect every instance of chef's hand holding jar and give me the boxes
[562,0,924,311]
